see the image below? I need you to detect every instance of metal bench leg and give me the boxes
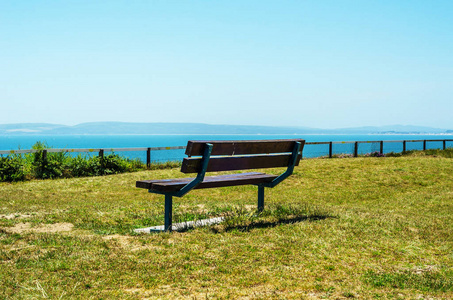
[258,185,264,213]
[164,194,173,232]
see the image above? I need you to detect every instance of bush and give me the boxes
[66,155,91,177]
[64,154,143,177]
[0,143,151,182]
[89,154,128,176]
[364,151,385,157]
[385,151,403,157]
[0,155,26,182]
[31,142,68,179]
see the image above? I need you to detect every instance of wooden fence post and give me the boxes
[443,140,446,150]
[99,149,104,158]
[380,141,384,154]
[147,148,151,168]
[329,142,333,158]
[354,142,358,157]
[423,140,427,151]
[403,140,406,152]
[41,149,48,172]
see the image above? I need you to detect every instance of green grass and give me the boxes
[1,153,452,299]
[364,269,453,292]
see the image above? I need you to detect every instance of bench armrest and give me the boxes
[173,143,213,197]
[263,141,302,188]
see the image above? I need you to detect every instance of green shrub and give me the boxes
[31,142,68,179]
[64,154,144,177]
[127,158,146,171]
[384,151,403,157]
[66,155,91,177]
[0,155,26,182]
[0,143,152,182]
[90,154,128,176]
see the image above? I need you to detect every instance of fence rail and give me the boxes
[1,139,452,165]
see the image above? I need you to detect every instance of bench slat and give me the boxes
[180,153,302,173]
[185,139,305,156]
[136,172,278,193]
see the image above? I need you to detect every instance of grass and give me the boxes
[0,152,452,299]
[364,269,453,292]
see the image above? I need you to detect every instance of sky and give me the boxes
[1,1,452,129]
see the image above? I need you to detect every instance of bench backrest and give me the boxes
[181,139,305,173]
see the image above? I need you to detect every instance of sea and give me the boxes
[1,134,452,162]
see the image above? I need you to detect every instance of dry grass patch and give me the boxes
[2,222,73,234]
[0,213,33,220]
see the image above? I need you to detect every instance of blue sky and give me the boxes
[1,1,452,129]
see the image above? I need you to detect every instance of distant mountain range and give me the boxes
[0,122,451,135]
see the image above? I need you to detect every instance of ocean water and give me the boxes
[1,134,452,162]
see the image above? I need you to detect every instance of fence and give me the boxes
[1,139,452,165]
[302,139,453,158]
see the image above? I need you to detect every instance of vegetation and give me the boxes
[0,155,25,182]
[0,150,452,298]
[386,148,453,158]
[0,142,180,182]
[2,141,451,183]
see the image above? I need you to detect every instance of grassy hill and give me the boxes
[1,154,452,298]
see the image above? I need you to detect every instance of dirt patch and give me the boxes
[0,213,32,220]
[102,234,160,252]
[3,222,74,234]
[102,234,134,247]
[412,265,438,274]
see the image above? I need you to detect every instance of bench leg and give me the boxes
[164,194,173,232]
[258,185,265,213]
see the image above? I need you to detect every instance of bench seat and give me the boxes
[136,172,278,193]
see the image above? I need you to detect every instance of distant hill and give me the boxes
[0,123,65,133]
[0,122,451,135]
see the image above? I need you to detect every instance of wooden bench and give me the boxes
[136,139,305,231]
